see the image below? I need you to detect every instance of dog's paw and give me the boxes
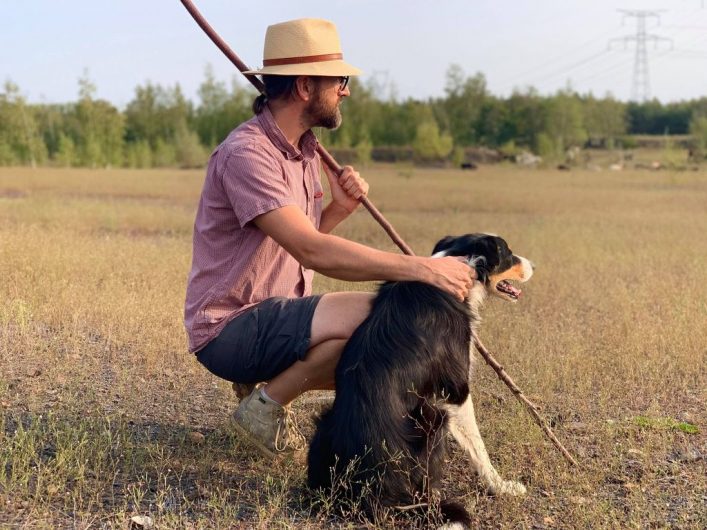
[437,523,468,530]
[486,479,527,496]
[496,480,527,496]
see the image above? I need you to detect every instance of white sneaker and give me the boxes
[231,389,305,459]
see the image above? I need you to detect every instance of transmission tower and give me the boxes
[609,10,673,102]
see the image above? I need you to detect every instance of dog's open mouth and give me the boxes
[496,279,521,300]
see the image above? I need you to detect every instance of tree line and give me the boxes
[2,65,707,168]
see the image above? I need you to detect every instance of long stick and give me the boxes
[178,0,414,256]
[179,0,575,467]
[471,330,578,466]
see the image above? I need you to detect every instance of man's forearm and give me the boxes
[301,232,432,283]
[318,201,352,234]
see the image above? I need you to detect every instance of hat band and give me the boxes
[262,53,343,67]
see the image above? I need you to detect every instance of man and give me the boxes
[184,18,474,459]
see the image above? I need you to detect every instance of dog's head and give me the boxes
[432,233,533,302]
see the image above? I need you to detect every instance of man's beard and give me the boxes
[304,91,342,130]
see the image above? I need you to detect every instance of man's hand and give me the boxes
[322,164,369,213]
[424,256,476,301]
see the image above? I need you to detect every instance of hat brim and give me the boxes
[243,60,362,77]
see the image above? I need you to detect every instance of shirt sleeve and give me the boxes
[221,143,295,228]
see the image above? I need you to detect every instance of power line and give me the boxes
[571,53,636,89]
[493,26,618,90]
[524,50,609,87]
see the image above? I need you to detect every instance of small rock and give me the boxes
[569,496,588,505]
[574,446,588,458]
[680,412,695,423]
[669,447,702,463]
[187,431,205,445]
[27,368,42,378]
[543,516,555,526]
[565,422,588,432]
[130,515,154,529]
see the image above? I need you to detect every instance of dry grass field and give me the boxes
[1,164,706,529]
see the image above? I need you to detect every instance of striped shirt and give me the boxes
[184,106,323,353]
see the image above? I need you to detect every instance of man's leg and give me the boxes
[232,291,373,457]
[264,291,374,405]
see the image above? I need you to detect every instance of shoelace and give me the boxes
[273,406,306,452]
[285,407,306,450]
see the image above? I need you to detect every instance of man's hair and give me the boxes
[252,75,300,114]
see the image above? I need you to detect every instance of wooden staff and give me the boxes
[472,331,578,466]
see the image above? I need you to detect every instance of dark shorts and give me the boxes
[195,295,322,384]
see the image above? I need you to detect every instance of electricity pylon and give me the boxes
[609,10,673,102]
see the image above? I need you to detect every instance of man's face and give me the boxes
[303,77,348,130]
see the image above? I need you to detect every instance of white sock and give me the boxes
[259,386,282,406]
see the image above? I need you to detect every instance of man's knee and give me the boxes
[309,291,374,345]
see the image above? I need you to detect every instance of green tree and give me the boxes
[413,119,453,162]
[442,65,487,146]
[124,82,193,162]
[506,87,546,150]
[0,81,47,166]
[584,94,626,148]
[689,114,707,160]
[125,140,152,168]
[71,72,124,167]
[174,121,207,168]
[355,133,372,167]
[194,65,252,147]
[55,132,76,167]
[544,88,587,156]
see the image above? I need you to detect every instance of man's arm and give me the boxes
[254,205,474,301]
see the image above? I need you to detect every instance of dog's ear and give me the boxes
[469,255,489,283]
[431,235,456,256]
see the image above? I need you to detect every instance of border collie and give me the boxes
[308,234,533,528]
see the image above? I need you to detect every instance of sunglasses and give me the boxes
[337,76,350,92]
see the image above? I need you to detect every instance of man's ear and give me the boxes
[295,76,315,102]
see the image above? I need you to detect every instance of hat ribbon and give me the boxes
[263,53,343,66]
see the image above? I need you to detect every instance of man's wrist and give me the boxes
[330,200,356,215]
[405,256,433,284]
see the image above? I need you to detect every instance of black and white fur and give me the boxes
[308,234,534,528]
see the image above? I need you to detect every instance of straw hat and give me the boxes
[243,18,362,77]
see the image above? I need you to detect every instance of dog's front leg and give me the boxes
[445,396,526,496]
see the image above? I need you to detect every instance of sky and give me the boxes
[2,0,707,108]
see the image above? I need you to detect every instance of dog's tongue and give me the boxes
[498,280,521,298]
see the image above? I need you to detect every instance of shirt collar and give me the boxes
[257,105,318,161]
